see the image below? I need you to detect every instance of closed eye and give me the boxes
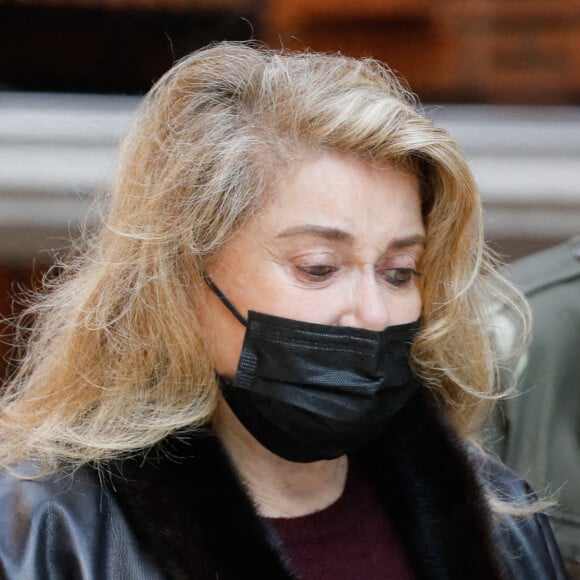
[383,268,422,287]
[298,264,338,281]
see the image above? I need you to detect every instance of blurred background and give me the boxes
[1,0,580,383]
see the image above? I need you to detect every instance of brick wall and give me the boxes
[263,0,580,104]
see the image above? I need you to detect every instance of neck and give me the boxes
[213,398,348,518]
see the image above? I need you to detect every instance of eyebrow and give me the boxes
[390,233,426,249]
[275,225,426,249]
[275,225,353,243]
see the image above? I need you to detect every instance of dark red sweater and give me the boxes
[265,462,416,580]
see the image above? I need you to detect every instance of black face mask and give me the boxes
[206,277,421,463]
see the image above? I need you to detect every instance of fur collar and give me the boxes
[110,391,510,579]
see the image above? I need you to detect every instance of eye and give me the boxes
[298,264,338,280]
[383,268,422,287]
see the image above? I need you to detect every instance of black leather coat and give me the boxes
[0,391,566,579]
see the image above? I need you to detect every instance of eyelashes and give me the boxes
[297,264,339,280]
[382,268,422,287]
[295,264,422,289]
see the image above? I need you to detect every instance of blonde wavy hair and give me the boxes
[0,42,528,473]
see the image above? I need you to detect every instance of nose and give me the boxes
[338,274,391,331]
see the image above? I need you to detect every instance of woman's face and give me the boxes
[204,151,425,380]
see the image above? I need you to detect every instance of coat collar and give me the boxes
[110,390,510,580]
[360,391,510,580]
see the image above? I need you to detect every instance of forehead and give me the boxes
[255,152,424,242]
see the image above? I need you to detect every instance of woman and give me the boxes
[0,43,565,579]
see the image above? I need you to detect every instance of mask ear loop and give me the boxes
[203,276,248,327]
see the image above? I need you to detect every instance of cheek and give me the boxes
[410,290,423,320]
[392,290,423,326]
[267,288,344,326]
[200,297,246,380]
[210,327,245,380]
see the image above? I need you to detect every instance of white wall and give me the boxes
[1,92,579,263]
